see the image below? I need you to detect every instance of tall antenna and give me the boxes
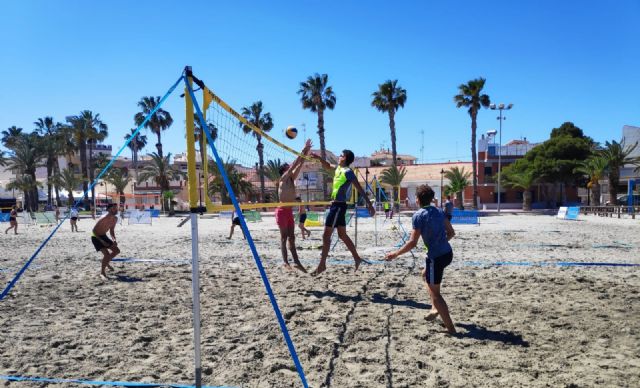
[420,129,424,163]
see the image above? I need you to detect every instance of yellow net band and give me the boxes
[207,201,348,212]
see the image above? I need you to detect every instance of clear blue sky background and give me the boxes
[1,1,638,164]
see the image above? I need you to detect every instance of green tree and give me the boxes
[208,158,254,204]
[573,156,608,206]
[263,158,285,202]
[444,166,471,210]
[137,152,185,211]
[52,167,83,206]
[379,165,407,209]
[241,101,274,204]
[134,96,173,159]
[104,167,132,205]
[34,116,65,206]
[6,134,45,211]
[599,139,640,203]
[501,160,538,210]
[6,175,42,212]
[298,73,336,199]
[454,78,491,209]
[371,80,407,168]
[1,126,24,149]
[125,128,147,182]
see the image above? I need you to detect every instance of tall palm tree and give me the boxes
[52,167,83,206]
[379,165,407,209]
[1,126,24,149]
[574,156,608,206]
[371,80,407,168]
[502,170,537,210]
[263,158,285,202]
[6,134,45,211]
[125,128,148,182]
[208,158,254,204]
[65,111,108,207]
[444,166,471,210]
[134,96,173,159]
[599,139,640,203]
[137,152,185,211]
[241,101,274,204]
[104,167,132,205]
[454,78,491,210]
[372,80,407,210]
[34,116,65,206]
[298,73,336,199]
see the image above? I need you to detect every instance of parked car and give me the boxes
[608,194,640,205]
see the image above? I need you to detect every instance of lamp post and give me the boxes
[440,168,445,209]
[303,172,310,203]
[489,103,513,213]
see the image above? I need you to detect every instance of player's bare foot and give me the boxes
[425,309,439,321]
[100,273,110,280]
[293,263,307,273]
[355,257,369,272]
[283,263,295,271]
[311,263,326,276]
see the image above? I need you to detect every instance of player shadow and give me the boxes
[454,323,529,347]
[370,293,431,309]
[307,290,362,304]
[113,274,144,283]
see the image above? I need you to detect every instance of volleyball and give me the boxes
[285,126,298,139]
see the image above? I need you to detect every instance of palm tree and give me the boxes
[379,165,407,209]
[125,129,148,182]
[599,139,640,203]
[263,158,284,202]
[298,73,336,199]
[454,78,491,209]
[65,111,108,207]
[208,158,254,204]
[6,134,45,211]
[1,126,24,149]
[52,167,83,206]
[104,167,132,206]
[137,152,185,211]
[6,175,42,212]
[444,166,471,210]
[574,156,608,206]
[241,101,274,204]
[371,80,407,168]
[134,96,173,159]
[34,117,65,206]
[502,170,537,210]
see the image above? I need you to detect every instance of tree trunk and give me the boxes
[156,131,163,159]
[89,140,95,209]
[523,190,532,211]
[257,139,266,203]
[608,171,619,204]
[456,191,464,210]
[389,110,397,167]
[592,182,601,206]
[470,111,479,210]
[46,161,53,206]
[317,108,328,200]
[79,139,89,205]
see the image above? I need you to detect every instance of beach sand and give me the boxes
[1,212,639,387]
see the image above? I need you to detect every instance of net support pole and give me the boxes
[185,69,203,388]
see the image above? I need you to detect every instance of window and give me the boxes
[484,166,492,176]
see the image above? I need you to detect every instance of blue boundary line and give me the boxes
[0,75,184,301]
[187,78,309,388]
[0,374,234,388]
[462,261,640,267]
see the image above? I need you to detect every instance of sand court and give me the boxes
[1,213,639,387]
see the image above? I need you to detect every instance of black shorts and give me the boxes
[424,250,453,285]
[71,217,78,221]
[9,217,16,222]
[299,213,307,224]
[232,216,241,225]
[325,202,348,228]
[91,235,113,252]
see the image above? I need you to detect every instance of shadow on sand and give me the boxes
[370,293,430,309]
[455,323,529,347]
[307,290,362,303]
[114,274,144,283]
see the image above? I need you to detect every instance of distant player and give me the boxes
[296,197,311,240]
[4,205,18,235]
[70,206,79,232]
[91,203,121,279]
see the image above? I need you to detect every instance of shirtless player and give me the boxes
[91,203,121,279]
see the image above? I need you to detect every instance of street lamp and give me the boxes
[489,103,514,213]
[303,172,310,204]
[440,168,445,209]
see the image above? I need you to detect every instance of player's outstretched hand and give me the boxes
[384,252,397,261]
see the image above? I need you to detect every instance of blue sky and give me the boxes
[1,0,638,164]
